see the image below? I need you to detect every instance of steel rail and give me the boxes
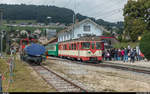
[41,65,88,92]
[31,63,88,92]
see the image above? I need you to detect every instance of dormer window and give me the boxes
[83,25,90,32]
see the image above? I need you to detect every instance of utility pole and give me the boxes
[0,9,3,56]
[0,8,3,27]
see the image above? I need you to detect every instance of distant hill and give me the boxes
[0,4,124,33]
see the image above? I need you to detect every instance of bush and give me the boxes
[139,32,150,60]
[118,35,122,42]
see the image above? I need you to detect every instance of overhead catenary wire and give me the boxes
[79,0,123,16]
[94,8,123,18]
[99,9,122,20]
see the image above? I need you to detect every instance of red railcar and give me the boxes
[20,38,37,51]
[58,36,104,62]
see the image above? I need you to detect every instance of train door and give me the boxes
[77,42,80,60]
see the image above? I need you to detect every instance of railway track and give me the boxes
[48,56,150,75]
[32,65,88,92]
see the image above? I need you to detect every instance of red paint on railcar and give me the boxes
[58,41,104,62]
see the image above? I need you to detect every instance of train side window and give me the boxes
[72,44,74,50]
[65,44,67,50]
[63,45,66,50]
[77,42,80,50]
[74,43,76,50]
[69,44,72,50]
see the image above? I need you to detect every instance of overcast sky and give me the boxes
[0,0,128,22]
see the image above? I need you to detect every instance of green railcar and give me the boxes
[45,42,58,57]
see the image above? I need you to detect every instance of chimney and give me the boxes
[75,19,79,24]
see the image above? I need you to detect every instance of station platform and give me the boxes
[106,60,150,68]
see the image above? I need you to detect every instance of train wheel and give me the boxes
[36,60,41,65]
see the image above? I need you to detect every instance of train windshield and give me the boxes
[92,42,95,49]
[96,42,101,49]
[81,42,90,49]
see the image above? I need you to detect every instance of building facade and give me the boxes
[58,18,105,42]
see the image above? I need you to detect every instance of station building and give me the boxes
[57,18,109,42]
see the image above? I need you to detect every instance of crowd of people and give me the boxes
[102,44,145,63]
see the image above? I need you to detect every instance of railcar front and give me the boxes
[58,37,104,63]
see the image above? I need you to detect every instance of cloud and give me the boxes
[0,0,128,22]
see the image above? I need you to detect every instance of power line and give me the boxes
[79,0,123,16]
[94,8,123,18]
[100,9,122,19]
[78,0,111,14]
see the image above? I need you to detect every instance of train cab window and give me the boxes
[92,42,95,49]
[81,42,90,49]
[96,42,101,49]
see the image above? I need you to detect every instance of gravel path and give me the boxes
[45,58,150,92]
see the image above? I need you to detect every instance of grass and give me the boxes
[113,42,139,48]
[3,20,36,24]
[0,20,64,32]
[0,25,63,33]
[0,57,56,92]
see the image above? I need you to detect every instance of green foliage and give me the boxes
[0,4,74,24]
[114,42,139,49]
[140,32,150,60]
[118,35,122,42]
[123,0,150,42]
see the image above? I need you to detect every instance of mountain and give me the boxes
[0,4,124,32]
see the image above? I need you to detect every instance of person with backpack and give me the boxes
[130,49,136,63]
[123,48,128,62]
[121,48,125,61]
[117,49,121,61]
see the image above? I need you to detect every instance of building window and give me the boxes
[83,25,90,32]
[77,34,81,37]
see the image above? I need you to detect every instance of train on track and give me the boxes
[46,36,104,63]
[20,38,46,65]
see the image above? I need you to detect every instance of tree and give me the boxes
[140,32,150,60]
[123,0,150,42]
